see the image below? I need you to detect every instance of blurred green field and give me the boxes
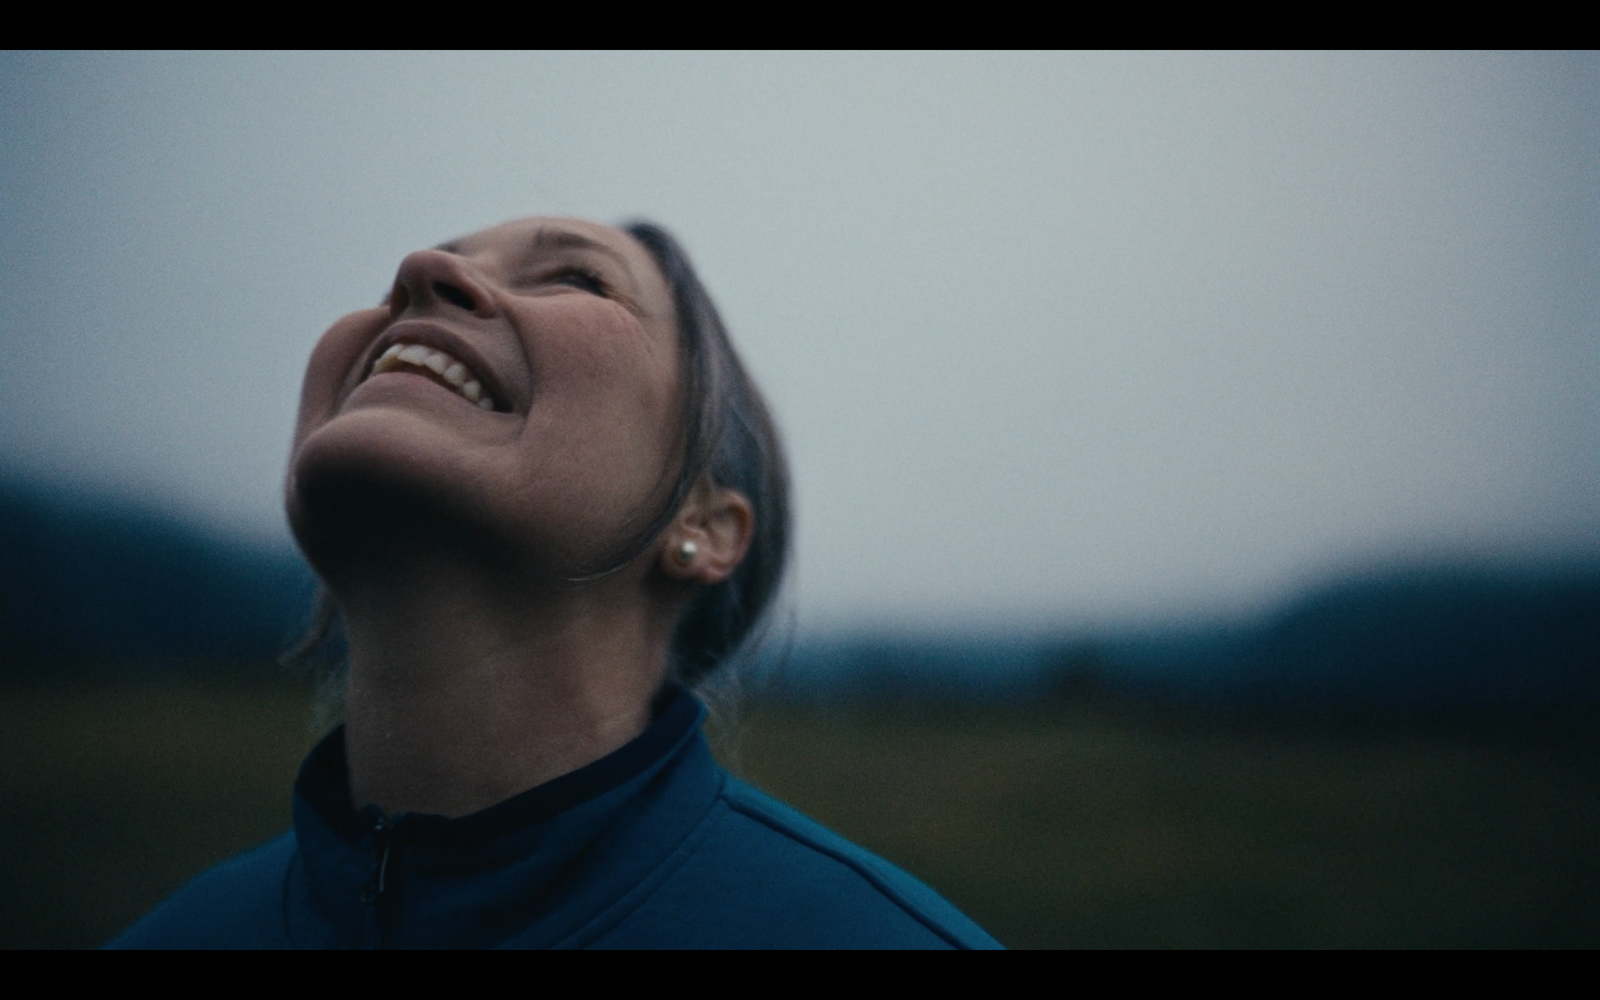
[3,669,1598,948]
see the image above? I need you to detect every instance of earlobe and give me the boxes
[661,484,754,586]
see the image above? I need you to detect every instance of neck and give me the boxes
[332,555,677,819]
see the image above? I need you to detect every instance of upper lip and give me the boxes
[360,319,515,412]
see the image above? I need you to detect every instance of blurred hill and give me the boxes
[1,476,1595,713]
[776,565,1600,718]
[1157,565,1600,715]
[0,479,314,668]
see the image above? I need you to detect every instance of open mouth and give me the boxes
[369,342,499,411]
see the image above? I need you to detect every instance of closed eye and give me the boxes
[552,266,608,297]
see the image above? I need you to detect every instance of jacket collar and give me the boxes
[286,685,713,949]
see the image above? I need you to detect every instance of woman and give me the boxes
[110,217,1000,949]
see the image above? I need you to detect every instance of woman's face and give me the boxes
[287,217,682,577]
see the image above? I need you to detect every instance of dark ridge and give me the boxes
[0,478,315,670]
[1214,565,1600,713]
[773,562,1600,721]
[3,474,1596,721]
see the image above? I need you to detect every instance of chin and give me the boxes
[287,410,523,584]
[286,409,635,589]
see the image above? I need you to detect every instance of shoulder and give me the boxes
[104,832,296,950]
[590,776,1002,950]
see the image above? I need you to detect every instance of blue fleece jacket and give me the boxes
[107,688,1001,949]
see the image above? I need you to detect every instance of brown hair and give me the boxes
[624,221,791,687]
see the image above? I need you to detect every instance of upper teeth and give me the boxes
[371,342,496,410]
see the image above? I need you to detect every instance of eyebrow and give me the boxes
[534,229,639,282]
[532,229,616,255]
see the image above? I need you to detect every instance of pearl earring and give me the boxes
[676,540,698,565]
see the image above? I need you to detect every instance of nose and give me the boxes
[389,249,498,319]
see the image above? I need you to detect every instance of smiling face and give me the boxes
[287,217,685,585]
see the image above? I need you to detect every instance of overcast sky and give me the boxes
[1,52,1595,629]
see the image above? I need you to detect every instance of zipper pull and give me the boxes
[361,816,393,905]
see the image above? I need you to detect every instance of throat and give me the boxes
[337,584,672,819]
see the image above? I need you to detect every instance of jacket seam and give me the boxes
[549,771,732,949]
[725,797,971,950]
[280,839,298,948]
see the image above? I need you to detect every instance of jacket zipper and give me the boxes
[361,815,394,905]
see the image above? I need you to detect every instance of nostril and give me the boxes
[433,281,476,312]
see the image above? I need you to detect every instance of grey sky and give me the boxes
[1,52,1594,628]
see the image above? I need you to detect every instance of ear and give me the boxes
[660,480,755,586]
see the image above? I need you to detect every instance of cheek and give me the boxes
[291,308,389,451]
[516,307,681,522]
